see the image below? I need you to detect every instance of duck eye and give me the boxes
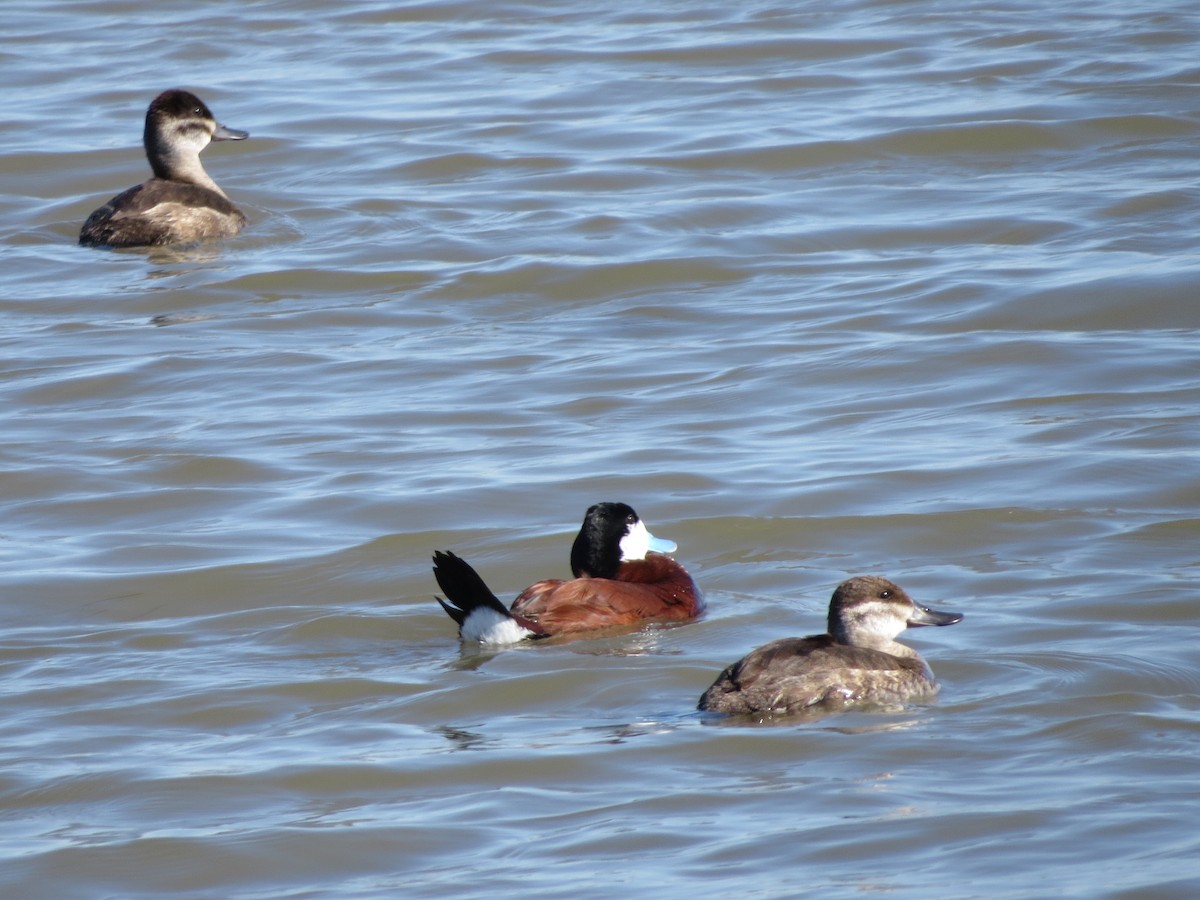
[625,514,636,524]
[879,590,892,599]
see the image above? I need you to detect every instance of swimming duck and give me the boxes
[699,575,961,716]
[433,502,703,644]
[79,89,248,247]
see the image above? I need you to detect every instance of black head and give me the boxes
[569,502,640,578]
[147,89,214,126]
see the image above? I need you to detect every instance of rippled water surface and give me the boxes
[3,1,1199,897]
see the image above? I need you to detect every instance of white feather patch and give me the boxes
[460,606,536,644]
[619,520,677,560]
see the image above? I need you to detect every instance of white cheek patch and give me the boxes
[619,520,650,560]
[460,607,535,645]
[619,520,678,560]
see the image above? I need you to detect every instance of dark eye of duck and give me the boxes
[879,589,892,599]
[625,513,636,525]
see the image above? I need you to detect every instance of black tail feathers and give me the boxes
[432,551,511,625]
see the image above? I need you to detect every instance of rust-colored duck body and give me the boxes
[434,502,702,644]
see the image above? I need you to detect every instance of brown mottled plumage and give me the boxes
[699,576,961,716]
[80,89,248,248]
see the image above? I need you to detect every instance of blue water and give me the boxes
[2,1,1199,897]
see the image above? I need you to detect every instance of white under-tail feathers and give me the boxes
[433,550,541,645]
[459,605,537,645]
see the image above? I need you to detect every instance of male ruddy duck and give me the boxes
[699,575,961,716]
[433,502,703,644]
[79,89,248,248]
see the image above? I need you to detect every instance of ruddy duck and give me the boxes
[699,575,961,716]
[79,89,248,248]
[433,502,703,644]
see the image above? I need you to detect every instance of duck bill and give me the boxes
[646,532,678,555]
[213,123,249,141]
[907,604,963,627]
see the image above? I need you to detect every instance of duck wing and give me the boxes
[699,636,924,715]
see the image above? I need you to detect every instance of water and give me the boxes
[3,0,1199,896]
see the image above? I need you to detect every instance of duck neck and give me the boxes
[831,621,915,656]
[158,150,224,195]
[145,123,225,196]
[570,535,620,579]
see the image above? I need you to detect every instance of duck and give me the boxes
[79,89,248,248]
[698,575,961,716]
[433,502,703,644]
